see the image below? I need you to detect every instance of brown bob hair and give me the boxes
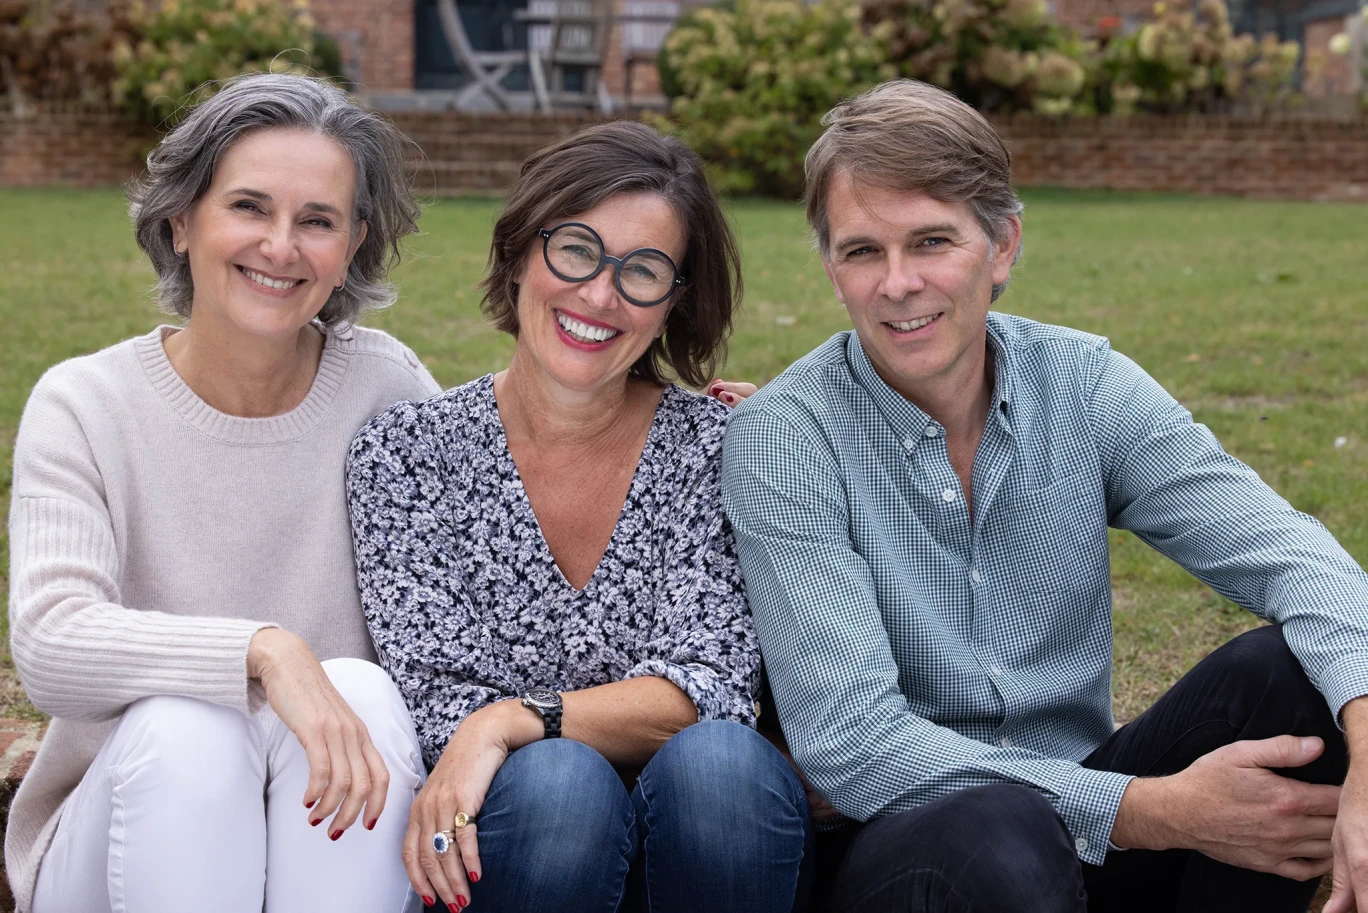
[478,120,741,388]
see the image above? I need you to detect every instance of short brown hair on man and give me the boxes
[478,120,741,388]
[805,79,1024,301]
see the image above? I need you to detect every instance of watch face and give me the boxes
[524,688,561,709]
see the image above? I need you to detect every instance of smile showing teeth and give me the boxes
[240,267,303,291]
[556,311,621,344]
[889,313,941,332]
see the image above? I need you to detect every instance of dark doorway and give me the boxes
[414,0,531,91]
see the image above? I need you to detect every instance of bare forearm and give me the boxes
[484,676,699,767]
[1341,696,1368,757]
[1110,775,1179,851]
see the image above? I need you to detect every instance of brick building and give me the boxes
[303,0,709,107]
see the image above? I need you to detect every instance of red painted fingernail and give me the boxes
[366,818,376,830]
[310,818,322,827]
[710,384,723,396]
[448,902,460,912]
[458,898,469,909]
[724,393,736,403]
[422,896,434,908]
[469,870,479,883]
[305,798,317,809]
[330,829,343,841]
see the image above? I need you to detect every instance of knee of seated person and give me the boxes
[1217,627,1329,716]
[488,739,631,846]
[320,657,405,721]
[640,721,804,837]
[926,785,1070,863]
[115,695,257,796]
[932,786,1081,907]
[651,719,783,773]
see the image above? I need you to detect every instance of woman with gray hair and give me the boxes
[5,73,438,912]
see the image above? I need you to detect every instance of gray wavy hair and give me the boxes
[127,73,420,327]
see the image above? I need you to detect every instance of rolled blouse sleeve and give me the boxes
[623,405,761,726]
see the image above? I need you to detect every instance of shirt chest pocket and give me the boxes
[988,472,1109,599]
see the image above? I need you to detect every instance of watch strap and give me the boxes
[542,703,562,739]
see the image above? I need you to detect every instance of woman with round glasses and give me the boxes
[346,121,811,913]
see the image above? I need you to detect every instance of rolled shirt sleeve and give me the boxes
[1083,342,1368,721]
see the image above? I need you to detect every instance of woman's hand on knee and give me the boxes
[248,628,391,838]
[405,704,523,908]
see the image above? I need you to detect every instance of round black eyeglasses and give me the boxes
[538,222,685,308]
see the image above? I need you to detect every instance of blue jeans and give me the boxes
[434,720,811,913]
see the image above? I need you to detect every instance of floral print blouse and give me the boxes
[346,375,760,767]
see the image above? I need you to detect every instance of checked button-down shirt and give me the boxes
[721,312,1368,864]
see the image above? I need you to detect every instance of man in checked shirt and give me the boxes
[722,79,1368,913]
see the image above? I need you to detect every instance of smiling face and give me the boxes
[168,127,366,341]
[821,171,1020,402]
[512,192,686,394]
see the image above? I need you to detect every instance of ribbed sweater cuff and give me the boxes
[11,496,274,717]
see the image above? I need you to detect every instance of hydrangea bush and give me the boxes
[110,0,340,126]
[1093,0,1301,113]
[651,0,897,197]
[861,0,1091,114]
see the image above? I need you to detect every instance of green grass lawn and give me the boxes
[1,187,1365,723]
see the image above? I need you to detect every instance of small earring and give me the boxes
[174,244,187,256]
[334,278,346,292]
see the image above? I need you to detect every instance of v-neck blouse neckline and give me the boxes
[477,373,675,596]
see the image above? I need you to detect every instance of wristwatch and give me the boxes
[520,688,563,739]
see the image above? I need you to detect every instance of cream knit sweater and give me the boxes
[4,324,440,912]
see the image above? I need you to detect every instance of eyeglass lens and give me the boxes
[544,225,677,305]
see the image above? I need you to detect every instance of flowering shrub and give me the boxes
[1093,0,1301,113]
[652,0,897,197]
[110,0,340,125]
[861,0,1091,114]
[0,0,129,104]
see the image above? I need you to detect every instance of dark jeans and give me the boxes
[810,625,1347,913]
[426,719,811,913]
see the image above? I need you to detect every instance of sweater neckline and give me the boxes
[134,324,350,445]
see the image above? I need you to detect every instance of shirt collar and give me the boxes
[986,312,1015,437]
[845,312,1016,443]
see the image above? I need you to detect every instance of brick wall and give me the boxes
[309,0,415,91]
[1305,15,1356,96]
[5,104,1367,203]
[386,109,607,193]
[0,105,155,188]
[991,113,1368,202]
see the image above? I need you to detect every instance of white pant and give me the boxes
[33,658,426,913]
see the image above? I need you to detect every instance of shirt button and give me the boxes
[990,664,1002,676]
[1076,837,1089,854]
[999,735,1012,748]
[971,568,983,584]
[403,348,420,368]
[942,489,957,503]
[902,437,916,451]
[923,425,939,437]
